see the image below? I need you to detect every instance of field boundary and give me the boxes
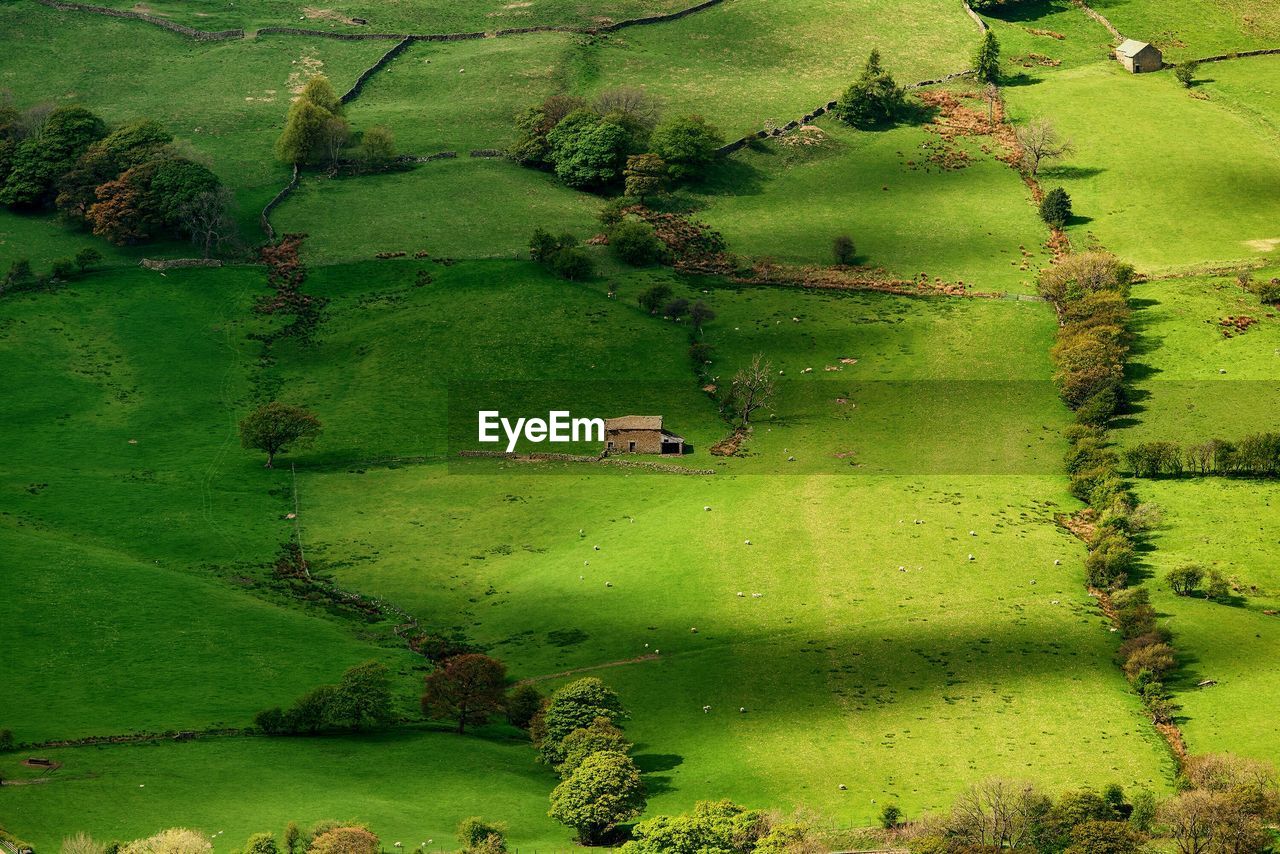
[260,164,300,240]
[31,0,243,38]
[1070,0,1123,42]
[32,0,731,42]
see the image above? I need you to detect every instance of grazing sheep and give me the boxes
[690,627,698,633]
[737,591,745,597]
[839,784,847,790]
[752,592,763,598]
[969,530,977,536]
[704,505,712,511]
[1030,579,1036,585]
[703,705,711,713]
[739,707,747,712]
[968,554,975,561]
[1054,559,1061,565]
[395,844,403,849]
[605,581,613,587]
[744,539,752,545]
[594,545,600,551]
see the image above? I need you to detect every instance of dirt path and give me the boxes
[517,654,661,685]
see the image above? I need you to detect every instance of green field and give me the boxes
[694,111,1050,292]
[1128,479,1280,762]
[1002,59,1280,274]
[1118,271,1280,444]
[6,0,1280,848]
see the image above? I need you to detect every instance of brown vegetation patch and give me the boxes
[1025,27,1066,39]
[301,7,362,25]
[710,429,746,456]
[1218,315,1257,336]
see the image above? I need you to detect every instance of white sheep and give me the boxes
[744,539,752,545]
[704,505,712,511]
[752,592,763,598]
[737,591,745,597]
[703,705,711,713]
[968,554,975,561]
[605,581,613,587]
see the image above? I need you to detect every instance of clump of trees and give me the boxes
[0,98,237,255]
[456,817,509,854]
[834,49,907,129]
[275,75,396,172]
[513,87,722,191]
[239,401,322,468]
[254,660,393,735]
[619,799,821,854]
[1125,434,1280,478]
[529,677,648,844]
[529,228,594,280]
[609,217,666,266]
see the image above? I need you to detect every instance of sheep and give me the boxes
[739,707,747,712]
[394,844,403,849]
[968,554,975,561]
[690,627,698,633]
[704,505,712,511]
[838,784,847,790]
[737,591,745,597]
[751,592,763,598]
[605,581,613,587]
[969,530,977,536]
[744,539,752,545]
[1054,559,1061,565]
[1030,579,1036,585]
[703,705,711,713]
[593,545,600,551]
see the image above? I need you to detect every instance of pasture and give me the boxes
[1119,271,1280,444]
[694,113,1050,293]
[1002,60,1280,274]
[6,0,1280,847]
[1129,479,1280,762]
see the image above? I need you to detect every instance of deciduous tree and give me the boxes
[421,653,507,734]
[238,401,322,468]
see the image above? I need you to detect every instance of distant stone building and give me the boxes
[1115,39,1162,73]
[604,416,686,455]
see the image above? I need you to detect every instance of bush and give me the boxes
[638,283,673,315]
[74,247,103,272]
[551,247,594,281]
[51,257,75,279]
[1175,62,1197,88]
[609,218,665,266]
[506,683,544,730]
[0,728,13,751]
[3,258,34,292]
[254,707,287,735]
[1204,569,1232,601]
[650,115,724,181]
[1040,187,1072,228]
[689,342,715,365]
[880,804,903,829]
[1167,564,1204,596]
[832,234,856,265]
[457,818,507,854]
[835,50,907,128]
[1122,642,1176,680]
[662,297,690,319]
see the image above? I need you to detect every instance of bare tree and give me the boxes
[983,82,1000,126]
[947,779,1049,850]
[727,354,776,425]
[319,115,351,173]
[178,186,238,259]
[594,86,662,132]
[1015,118,1075,176]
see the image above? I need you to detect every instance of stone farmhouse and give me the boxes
[604,416,686,455]
[1115,39,1162,73]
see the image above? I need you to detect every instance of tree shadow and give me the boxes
[633,752,684,773]
[1000,72,1046,88]
[698,156,768,197]
[1067,213,1094,226]
[1041,165,1106,180]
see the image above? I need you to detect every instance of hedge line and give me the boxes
[1125,434,1280,477]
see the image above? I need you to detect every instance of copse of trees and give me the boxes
[0,101,237,255]
[255,661,393,735]
[835,49,907,129]
[275,75,396,173]
[1124,433,1280,478]
[619,799,820,854]
[529,227,594,280]
[513,87,722,190]
[531,676,628,766]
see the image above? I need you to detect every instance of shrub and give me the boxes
[1115,602,1157,639]
[880,803,903,829]
[51,257,75,279]
[609,218,665,265]
[1175,62,1198,88]
[638,283,674,315]
[623,153,668,199]
[689,342,715,365]
[457,818,507,854]
[308,827,379,854]
[1085,531,1135,589]
[1122,642,1176,680]
[835,49,907,128]
[551,247,594,281]
[506,683,544,730]
[832,234,856,265]
[1040,187,1072,228]
[3,258,35,292]
[662,297,690,319]
[254,707,287,735]
[1167,564,1204,596]
[650,114,724,181]
[0,728,13,751]
[74,247,103,272]
[1204,569,1232,601]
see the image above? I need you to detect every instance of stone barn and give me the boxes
[1115,39,1162,73]
[604,416,685,456]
